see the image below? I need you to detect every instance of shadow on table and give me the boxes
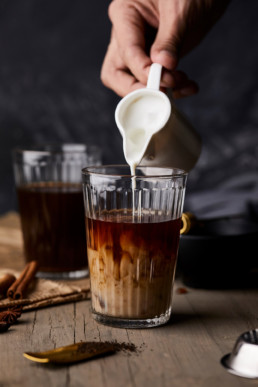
[176,270,258,290]
[165,306,255,328]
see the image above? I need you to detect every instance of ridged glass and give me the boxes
[82,165,187,328]
[13,144,101,279]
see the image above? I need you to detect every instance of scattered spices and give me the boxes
[74,341,117,361]
[7,261,38,300]
[77,341,116,354]
[77,341,137,356]
[0,274,16,298]
[0,306,23,324]
[111,341,137,353]
[176,287,188,294]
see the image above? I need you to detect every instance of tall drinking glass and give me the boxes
[13,144,102,279]
[82,165,187,328]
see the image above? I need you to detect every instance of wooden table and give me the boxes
[0,213,257,387]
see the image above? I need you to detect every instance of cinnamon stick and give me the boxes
[7,261,38,300]
[0,274,16,298]
[7,267,27,299]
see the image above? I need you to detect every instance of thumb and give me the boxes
[150,14,182,70]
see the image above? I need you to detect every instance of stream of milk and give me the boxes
[119,94,167,216]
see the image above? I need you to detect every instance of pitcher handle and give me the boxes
[147,63,162,90]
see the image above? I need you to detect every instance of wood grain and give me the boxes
[0,213,257,386]
[1,290,257,387]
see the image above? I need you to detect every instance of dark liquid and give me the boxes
[86,212,182,318]
[86,213,181,267]
[17,182,87,273]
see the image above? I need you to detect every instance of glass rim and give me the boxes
[12,143,101,155]
[82,164,187,178]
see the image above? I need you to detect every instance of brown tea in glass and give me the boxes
[86,211,181,320]
[17,182,87,277]
[13,144,102,279]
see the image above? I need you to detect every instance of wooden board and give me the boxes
[0,213,257,386]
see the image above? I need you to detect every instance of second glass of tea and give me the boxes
[13,144,102,279]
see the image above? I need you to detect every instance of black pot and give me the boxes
[177,217,258,289]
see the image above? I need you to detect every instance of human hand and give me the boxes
[101,0,230,97]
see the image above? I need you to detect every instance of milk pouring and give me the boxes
[115,63,202,178]
[83,64,190,328]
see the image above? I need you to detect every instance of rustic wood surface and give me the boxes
[0,213,257,387]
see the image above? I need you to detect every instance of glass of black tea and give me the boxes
[13,144,102,279]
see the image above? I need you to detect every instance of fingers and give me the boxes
[101,31,146,97]
[100,28,176,97]
[108,0,151,86]
[101,1,198,98]
[101,36,198,98]
[151,0,193,70]
[160,71,199,98]
[149,0,198,98]
[172,80,199,99]
[150,0,185,70]
[171,71,199,99]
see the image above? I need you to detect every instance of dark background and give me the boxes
[0,0,258,216]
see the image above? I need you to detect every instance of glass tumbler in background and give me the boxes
[82,165,187,328]
[13,144,102,279]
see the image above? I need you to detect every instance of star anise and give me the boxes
[0,306,23,324]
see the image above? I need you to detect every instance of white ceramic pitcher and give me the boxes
[115,63,202,172]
